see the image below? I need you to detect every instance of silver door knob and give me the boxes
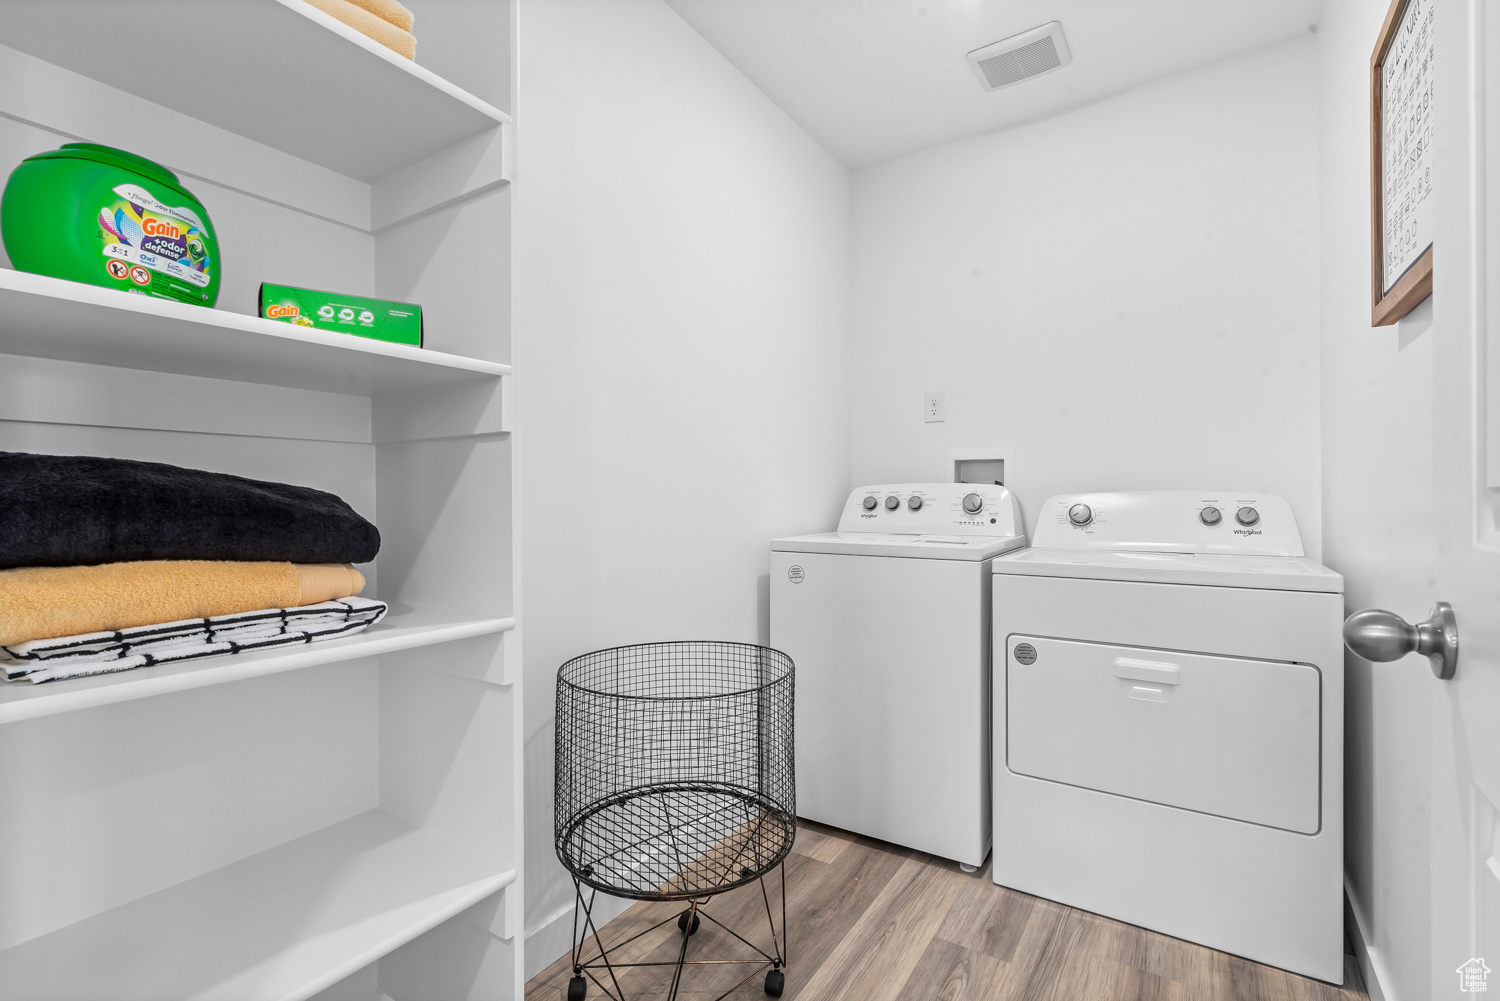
[1342,602,1458,680]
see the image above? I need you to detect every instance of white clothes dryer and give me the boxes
[991,492,1344,982]
[771,483,1025,868]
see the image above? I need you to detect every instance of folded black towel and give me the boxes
[0,452,380,569]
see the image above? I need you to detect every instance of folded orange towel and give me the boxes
[0,561,365,646]
[344,0,414,32]
[304,0,417,59]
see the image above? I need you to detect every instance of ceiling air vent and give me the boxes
[967,22,1072,91]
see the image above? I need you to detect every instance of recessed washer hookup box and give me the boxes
[258,283,423,347]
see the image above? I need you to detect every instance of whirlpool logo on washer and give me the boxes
[787,565,805,583]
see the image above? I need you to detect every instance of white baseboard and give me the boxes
[1345,877,1398,1001]
[523,894,633,983]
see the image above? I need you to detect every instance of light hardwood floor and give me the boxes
[526,819,1369,1001]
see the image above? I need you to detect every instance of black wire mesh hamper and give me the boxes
[555,641,795,1001]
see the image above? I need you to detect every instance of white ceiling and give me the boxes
[662,0,1325,169]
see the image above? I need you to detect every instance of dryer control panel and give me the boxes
[1030,491,1304,556]
[836,483,1021,537]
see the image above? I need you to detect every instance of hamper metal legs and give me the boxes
[568,864,788,1001]
[570,880,627,1001]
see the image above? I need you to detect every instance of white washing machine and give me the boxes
[991,491,1344,982]
[770,483,1025,867]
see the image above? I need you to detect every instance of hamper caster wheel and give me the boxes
[677,909,700,935]
[568,974,587,1000]
[764,968,785,997]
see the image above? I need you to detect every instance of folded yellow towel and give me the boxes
[0,561,365,647]
[304,0,417,59]
[344,0,414,32]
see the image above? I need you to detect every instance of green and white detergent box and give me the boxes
[258,283,423,347]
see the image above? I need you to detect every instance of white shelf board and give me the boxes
[0,809,516,1001]
[0,269,509,397]
[1,0,509,182]
[0,612,514,726]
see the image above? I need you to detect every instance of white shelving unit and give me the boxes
[0,269,510,395]
[0,2,522,999]
[0,811,518,1001]
[0,613,514,726]
[1,0,508,180]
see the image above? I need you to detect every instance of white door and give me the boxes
[1434,1,1500,995]
[1438,1,1500,993]
[1339,3,1500,997]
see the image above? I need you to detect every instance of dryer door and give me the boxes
[1006,636,1321,834]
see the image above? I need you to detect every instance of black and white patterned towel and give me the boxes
[1,596,388,684]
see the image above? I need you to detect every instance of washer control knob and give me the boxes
[907,495,923,511]
[885,495,901,511]
[1068,503,1093,527]
[963,493,984,515]
[1199,506,1222,526]
[862,496,878,511]
[1236,506,1260,527]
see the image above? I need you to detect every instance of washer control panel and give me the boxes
[837,483,1022,537]
[1030,491,1304,556]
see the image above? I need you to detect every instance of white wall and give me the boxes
[1318,1,1440,999]
[848,38,1324,558]
[510,0,851,979]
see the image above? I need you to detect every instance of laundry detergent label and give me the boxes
[97,184,212,291]
[258,283,423,347]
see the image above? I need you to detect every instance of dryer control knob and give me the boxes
[1236,506,1260,527]
[963,493,984,515]
[862,496,878,511]
[885,495,901,511]
[908,495,923,511]
[1068,503,1093,527]
[1199,506,1222,526]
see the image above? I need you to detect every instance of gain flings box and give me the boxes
[259,282,423,347]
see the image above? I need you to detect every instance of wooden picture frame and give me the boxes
[1371,0,1435,326]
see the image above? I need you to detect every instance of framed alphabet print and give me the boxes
[1371,0,1434,326]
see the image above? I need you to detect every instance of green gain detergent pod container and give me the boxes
[2,143,219,307]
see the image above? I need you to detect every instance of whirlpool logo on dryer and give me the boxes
[1234,528,1263,537]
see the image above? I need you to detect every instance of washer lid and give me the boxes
[992,548,1343,592]
[772,531,1025,561]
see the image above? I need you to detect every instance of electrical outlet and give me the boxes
[923,392,946,423]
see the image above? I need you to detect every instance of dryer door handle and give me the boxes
[1113,658,1181,686]
[1343,602,1458,680]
